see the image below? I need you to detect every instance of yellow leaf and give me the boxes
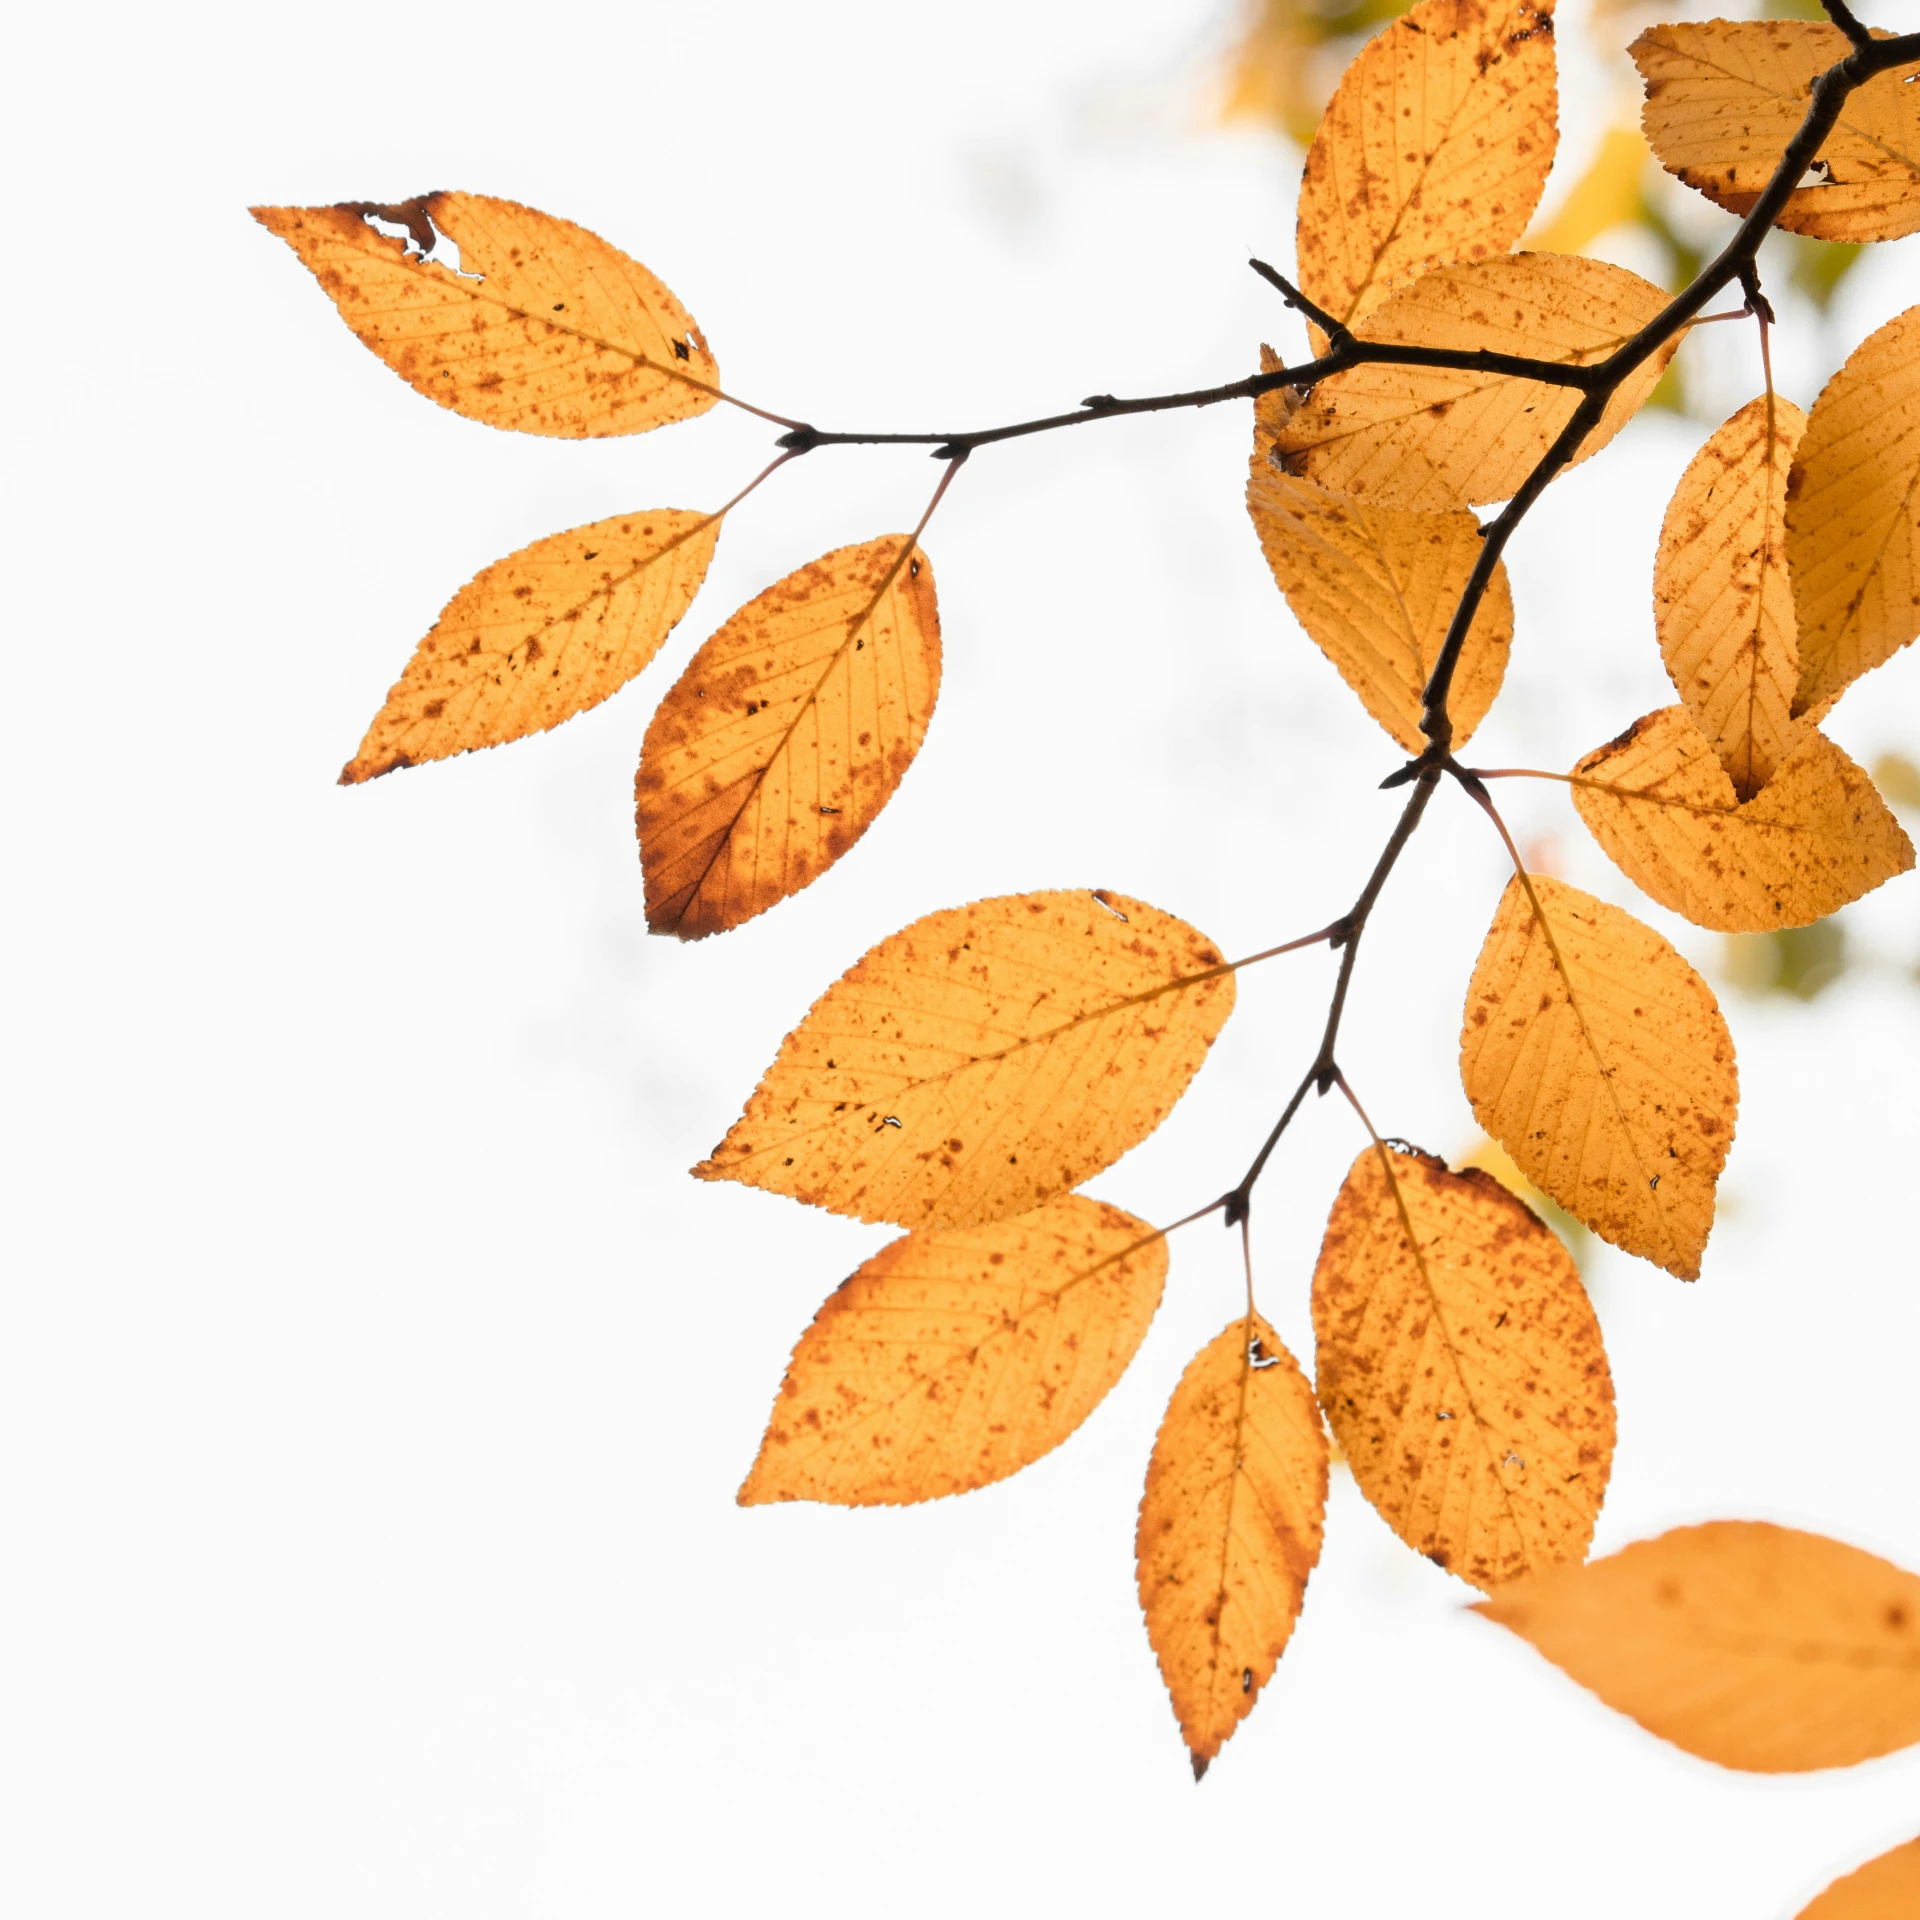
[1295,0,1559,342]
[338,508,721,784]
[1460,873,1737,1279]
[1273,256,1673,510]
[1251,343,1303,468]
[1631,21,1920,244]
[1788,304,1920,715]
[738,1196,1166,1507]
[1477,1521,1920,1772]
[1246,464,1513,751]
[252,192,719,437]
[1656,395,1808,799]
[636,538,941,939]
[1312,1143,1614,1590]
[1527,124,1651,257]
[1797,1837,1920,1920]
[1570,706,1913,932]
[695,890,1235,1229]
[1136,1315,1327,1778]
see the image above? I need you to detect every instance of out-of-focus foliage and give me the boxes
[1724,917,1848,1000]
[1220,0,1413,146]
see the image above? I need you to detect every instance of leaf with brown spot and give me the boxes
[1796,1837,1920,1919]
[1295,0,1560,346]
[1570,705,1912,932]
[1788,304,1920,715]
[1246,463,1513,752]
[1477,1521,1920,1772]
[1655,394,1808,799]
[253,192,719,437]
[339,508,721,784]
[738,1197,1166,1508]
[695,890,1235,1230]
[1311,1143,1614,1592]
[1136,1315,1327,1779]
[1460,873,1737,1279]
[636,537,940,939]
[1631,21,1920,244]
[1273,256,1672,510]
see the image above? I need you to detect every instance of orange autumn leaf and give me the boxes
[253,192,719,437]
[1570,705,1913,932]
[636,537,940,939]
[1245,464,1513,751]
[738,1196,1166,1507]
[1295,0,1560,345]
[1478,1521,1920,1772]
[1136,1315,1327,1778]
[339,508,721,783]
[695,890,1235,1230]
[1273,255,1672,510]
[1311,1143,1614,1590]
[1655,394,1808,799]
[1788,304,1920,716]
[1796,1837,1920,1920]
[1460,873,1737,1279]
[1631,21,1920,244]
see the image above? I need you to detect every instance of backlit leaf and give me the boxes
[1273,256,1672,510]
[738,1196,1166,1507]
[1478,1521,1920,1771]
[1655,395,1808,799]
[1796,1837,1920,1919]
[1136,1315,1327,1778]
[339,508,721,784]
[636,538,940,939]
[1245,464,1512,751]
[1295,0,1559,344]
[253,192,719,436]
[1631,21,1920,244]
[695,890,1235,1229]
[1788,304,1920,715]
[1460,873,1737,1279]
[1570,706,1912,931]
[1312,1143,1614,1590]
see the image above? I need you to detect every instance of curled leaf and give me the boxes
[1796,1837,1920,1919]
[695,890,1235,1229]
[739,1196,1166,1507]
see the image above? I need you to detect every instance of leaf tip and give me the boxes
[1189,1750,1211,1783]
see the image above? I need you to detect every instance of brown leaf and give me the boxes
[1478,1521,1920,1772]
[1570,706,1913,932]
[1796,1837,1920,1919]
[1312,1143,1614,1591]
[738,1196,1166,1507]
[1273,256,1672,510]
[1460,873,1737,1279]
[1246,464,1513,751]
[695,890,1235,1229]
[253,192,719,437]
[1655,395,1808,799]
[1136,1315,1327,1778]
[339,508,721,783]
[1295,0,1560,343]
[1631,21,1920,244]
[636,538,940,939]
[1788,303,1920,715]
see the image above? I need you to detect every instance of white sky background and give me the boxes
[5,1,1920,1913]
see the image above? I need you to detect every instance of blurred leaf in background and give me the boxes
[1220,0,1411,145]
[1724,919,1849,1000]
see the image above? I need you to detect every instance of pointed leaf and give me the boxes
[696,890,1235,1229]
[1631,21,1920,244]
[1656,395,1808,799]
[739,1196,1166,1507]
[1312,1143,1614,1591]
[1136,1316,1327,1778]
[339,508,721,783]
[636,537,941,939]
[1788,304,1920,715]
[1478,1521,1920,1772]
[1460,873,1737,1279]
[1797,1838,1920,1920]
[1571,706,1913,932]
[1246,465,1513,751]
[1273,256,1672,510]
[253,192,719,436]
[1295,0,1559,342]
